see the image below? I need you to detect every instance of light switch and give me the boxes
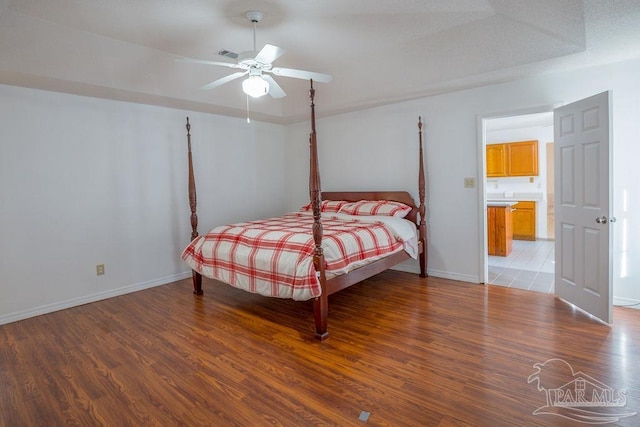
[464,177,476,188]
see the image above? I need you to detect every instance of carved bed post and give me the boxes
[418,117,428,278]
[186,117,203,295]
[308,81,329,341]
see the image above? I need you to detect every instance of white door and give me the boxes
[554,91,613,323]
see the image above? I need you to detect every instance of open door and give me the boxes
[554,91,613,323]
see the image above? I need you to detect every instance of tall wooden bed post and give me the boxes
[311,112,428,340]
[308,81,329,341]
[186,117,203,295]
[418,117,428,277]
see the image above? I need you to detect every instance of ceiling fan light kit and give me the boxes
[177,10,331,100]
[242,75,269,98]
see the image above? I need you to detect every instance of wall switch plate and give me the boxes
[464,177,476,188]
[96,264,105,276]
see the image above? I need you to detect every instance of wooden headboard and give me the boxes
[322,191,419,225]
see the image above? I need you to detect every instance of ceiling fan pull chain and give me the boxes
[246,94,251,124]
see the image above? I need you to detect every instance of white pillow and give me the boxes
[339,200,412,218]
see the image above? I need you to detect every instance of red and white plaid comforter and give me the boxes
[181,212,411,301]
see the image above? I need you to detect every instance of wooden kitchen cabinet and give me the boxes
[486,144,507,177]
[487,205,513,256]
[512,201,536,240]
[486,140,538,177]
[506,140,539,176]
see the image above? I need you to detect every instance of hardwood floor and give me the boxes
[1,271,638,426]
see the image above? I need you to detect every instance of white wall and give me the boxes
[0,85,287,324]
[287,57,640,305]
[3,56,639,324]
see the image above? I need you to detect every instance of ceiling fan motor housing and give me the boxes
[237,51,271,69]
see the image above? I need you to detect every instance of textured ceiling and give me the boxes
[1,0,640,123]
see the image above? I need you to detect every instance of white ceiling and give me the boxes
[1,0,640,124]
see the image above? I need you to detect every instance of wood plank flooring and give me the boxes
[1,271,638,426]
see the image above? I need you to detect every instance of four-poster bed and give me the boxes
[182,81,427,340]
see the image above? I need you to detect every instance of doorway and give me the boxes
[482,111,555,293]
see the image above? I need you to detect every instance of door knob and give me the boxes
[595,216,608,224]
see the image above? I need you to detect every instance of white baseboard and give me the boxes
[390,262,480,284]
[613,296,640,310]
[392,268,639,308]
[425,269,480,284]
[8,268,634,327]
[0,271,192,326]
[390,262,420,275]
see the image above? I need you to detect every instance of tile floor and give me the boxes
[488,239,555,293]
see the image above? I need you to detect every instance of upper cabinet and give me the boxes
[506,140,539,176]
[486,144,507,177]
[486,140,538,177]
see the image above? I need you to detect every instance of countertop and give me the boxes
[487,200,518,207]
[486,192,544,202]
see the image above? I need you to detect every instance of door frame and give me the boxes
[477,104,559,284]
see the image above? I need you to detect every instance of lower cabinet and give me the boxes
[487,206,513,257]
[512,201,536,240]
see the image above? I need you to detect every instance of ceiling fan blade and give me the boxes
[269,67,332,83]
[262,75,286,99]
[176,57,243,69]
[200,71,248,90]
[254,44,286,65]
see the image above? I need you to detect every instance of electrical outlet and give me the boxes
[96,264,105,276]
[464,177,476,188]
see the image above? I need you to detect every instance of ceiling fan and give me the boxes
[177,10,332,99]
